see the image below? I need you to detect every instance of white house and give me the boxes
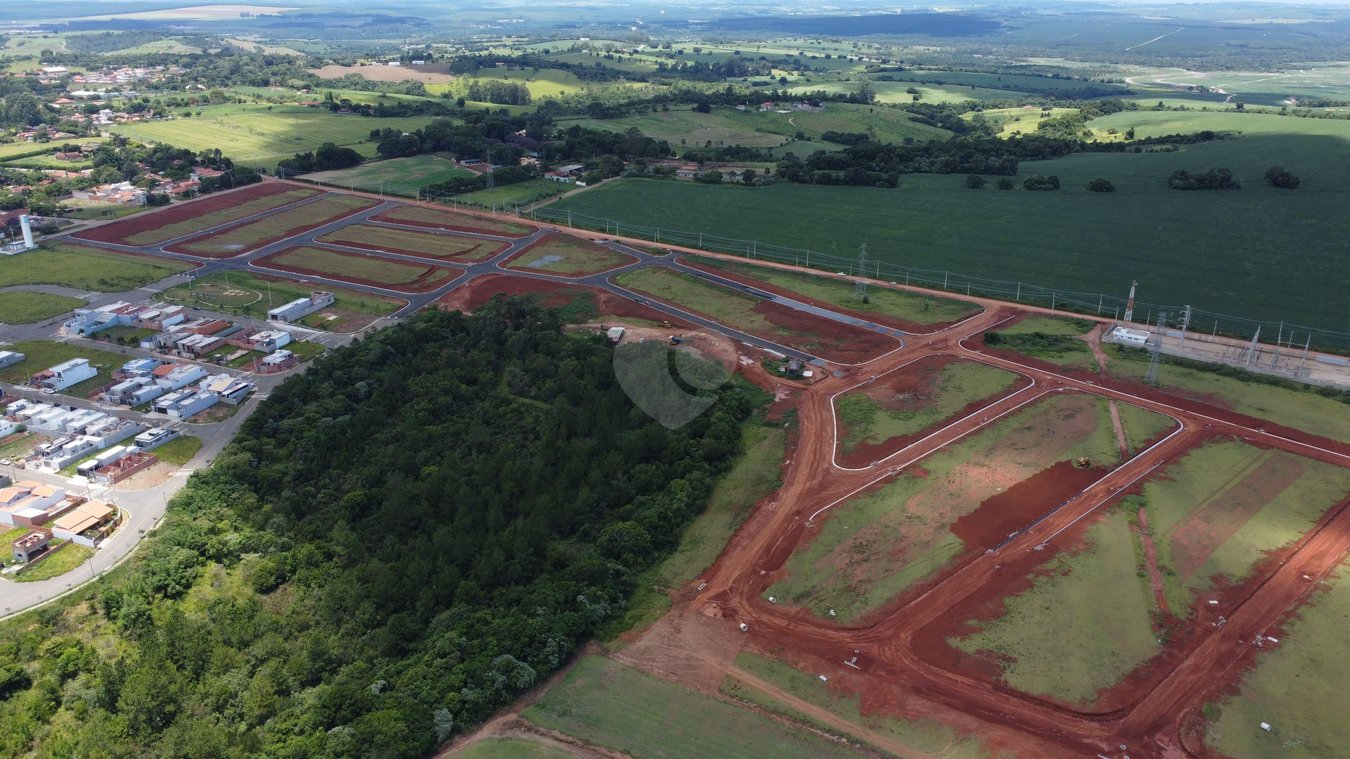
[0,351,25,370]
[268,291,334,323]
[1110,326,1151,347]
[37,358,97,392]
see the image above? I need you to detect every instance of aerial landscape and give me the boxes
[0,0,1348,757]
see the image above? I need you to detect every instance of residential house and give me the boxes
[51,500,118,546]
[200,374,254,405]
[0,351,25,370]
[268,291,334,323]
[153,389,219,419]
[11,529,51,563]
[34,358,96,392]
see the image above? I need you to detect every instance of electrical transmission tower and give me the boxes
[1123,280,1138,322]
[1145,311,1167,385]
[854,243,869,301]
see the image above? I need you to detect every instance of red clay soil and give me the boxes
[681,256,979,334]
[317,226,509,262]
[836,354,1033,468]
[950,461,1109,551]
[164,196,380,258]
[74,183,320,245]
[434,273,692,326]
[752,300,899,364]
[1136,506,1172,616]
[371,207,533,238]
[253,247,461,293]
[502,233,638,277]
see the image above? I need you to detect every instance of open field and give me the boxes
[0,340,130,396]
[434,274,687,327]
[170,194,376,257]
[76,184,322,247]
[256,246,459,293]
[310,63,454,84]
[0,291,83,323]
[302,153,474,194]
[111,104,438,164]
[154,436,203,466]
[556,110,791,148]
[15,544,94,582]
[686,255,980,330]
[159,271,399,331]
[835,357,1027,467]
[373,205,534,237]
[503,234,634,276]
[968,106,1081,137]
[983,314,1096,369]
[451,179,564,209]
[721,103,954,145]
[1136,439,1350,614]
[1202,563,1350,758]
[523,656,864,759]
[450,737,578,759]
[767,392,1131,622]
[545,116,1350,333]
[614,267,899,363]
[316,224,506,262]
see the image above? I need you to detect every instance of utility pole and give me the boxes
[1145,311,1167,385]
[1177,304,1191,353]
[853,243,868,302]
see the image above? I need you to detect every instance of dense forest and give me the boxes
[0,301,762,758]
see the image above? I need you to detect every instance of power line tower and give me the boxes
[1145,311,1167,385]
[853,243,869,301]
[1123,280,1138,322]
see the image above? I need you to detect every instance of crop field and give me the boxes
[159,270,399,331]
[982,314,1096,370]
[372,205,534,237]
[0,291,84,323]
[1133,439,1350,614]
[523,656,864,759]
[1124,64,1350,107]
[0,340,128,396]
[110,104,437,163]
[302,153,474,194]
[789,80,1024,105]
[834,356,1027,467]
[316,224,505,262]
[556,110,791,148]
[720,103,954,145]
[503,234,634,276]
[77,184,322,247]
[686,255,980,330]
[170,195,376,257]
[613,267,899,363]
[0,244,193,291]
[767,392,1139,622]
[451,178,566,209]
[256,246,460,292]
[1202,563,1350,759]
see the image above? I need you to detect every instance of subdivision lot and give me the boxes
[0,291,84,323]
[75,184,321,247]
[302,153,474,194]
[435,273,689,327]
[169,194,377,258]
[981,314,1096,370]
[255,246,460,293]
[373,205,534,237]
[522,655,864,759]
[316,224,507,262]
[834,356,1029,467]
[614,267,898,363]
[0,340,128,397]
[0,244,193,291]
[685,255,980,331]
[766,392,1142,623]
[159,271,400,331]
[503,233,635,277]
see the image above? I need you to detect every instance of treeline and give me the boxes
[1168,168,1241,190]
[0,301,763,758]
[276,142,363,176]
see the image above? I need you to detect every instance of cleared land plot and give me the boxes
[983,314,1096,370]
[256,246,459,293]
[159,271,399,331]
[0,340,128,397]
[686,255,979,330]
[303,153,474,194]
[76,184,321,247]
[373,205,534,237]
[310,64,454,84]
[434,274,687,327]
[0,291,84,323]
[768,392,1136,622]
[170,194,376,257]
[317,224,507,262]
[614,267,899,363]
[0,245,191,292]
[1137,439,1350,615]
[503,234,635,277]
[1203,563,1350,759]
[943,511,1162,707]
[15,544,94,582]
[1117,401,1179,453]
[835,356,1027,467]
[523,656,864,759]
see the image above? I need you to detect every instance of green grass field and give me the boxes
[1136,440,1350,613]
[950,512,1160,706]
[690,256,979,327]
[375,205,534,237]
[720,103,953,144]
[523,656,863,759]
[15,544,95,582]
[174,195,374,257]
[0,244,193,291]
[836,359,1022,455]
[116,187,321,246]
[450,737,578,759]
[111,104,438,164]
[316,224,504,262]
[970,107,1082,137]
[0,340,129,396]
[985,315,1096,369]
[556,110,790,149]
[451,179,565,209]
[262,246,457,289]
[153,436,202,466]
[1117,402,1178,452]
[1203,563,1350,758]
[159,271,399,330]
[303,153,474,195]
[0,291,84,323]
[505,235,632,276]
[769,393,1122,622]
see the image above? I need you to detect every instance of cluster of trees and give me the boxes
[423,164,540,195]
[1264,166,1300,189]
[462,80,532,105]
[276,143,363,176]
[1168,168,1241,190]
[1022,174,1060,190]
[0,301,763,758]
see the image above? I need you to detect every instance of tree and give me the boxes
[693,101,711,113]
[995,178,1015,190]
[1264,166,1300,190]
[1086,178,1115,192]
[965,174,986,189]
[741,168,757,185]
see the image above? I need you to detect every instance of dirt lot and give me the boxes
[435,274,691,326]
[74,183,320,247]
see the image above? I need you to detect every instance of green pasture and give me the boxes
[0,291,83,323]
[506,235,631,276]
[1117,402,1178,453]
[720,103,953,144]
[450,738,578,759]
[0,244,192,290]
[968,106,1080,137]
[950,512,1160,706]
[303,153,473,194]
[984,315,1096,369]
[450,179,563,209]
[556,110,790,148]
[523,656,862,759]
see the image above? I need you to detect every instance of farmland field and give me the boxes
[158,270,399,331]
[451,178,564,209]
[720,103,954,144]
[523,656,864,759]
[170,195,376,257]
[373,205,534,237]
[556,110,791,148]
[77,184,322,247]
[256,246,459,292]
[302,153,474,195]
[767,392,1141,622]
[317,224,506,262]
[0,291,84,323]
[0,244,192,290]
[503,234,634,276]
[450,737,578,759]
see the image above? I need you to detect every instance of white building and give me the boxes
[268,291,334,323]
[1109,326,1151,347]
[0,351,25,370]
[37,358,97,392]
[132,427,179,451]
